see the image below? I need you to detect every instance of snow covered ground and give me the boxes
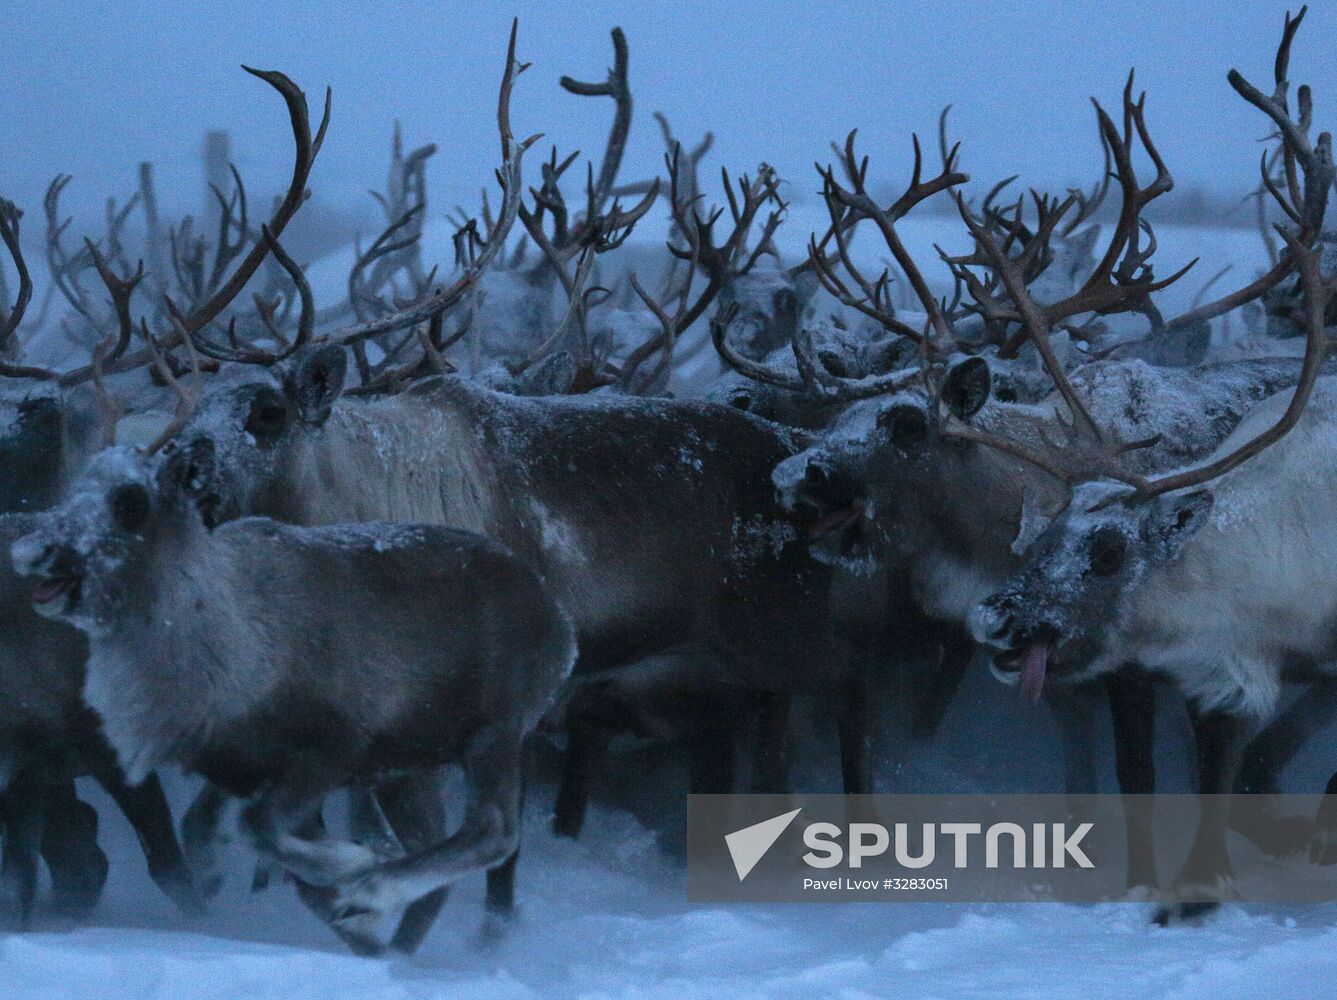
[4,665,1335,999]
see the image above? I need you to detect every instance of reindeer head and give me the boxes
[9,447,166,633]
[969,481,1214,701]
[158,345,346,529]
[773,356,993,572]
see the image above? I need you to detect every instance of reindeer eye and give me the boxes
[877,405,928,449]
[729,391,752,411]
[108,483,151,534]
[245,391,288,442]
[1088,526,1126,577]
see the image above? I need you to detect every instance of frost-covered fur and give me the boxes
[778,354,1331,622]
[165,348,838,689]
[0,512,201,927]
[972,379,1337,718]
[12,448,576,947]
[158,347,862,847]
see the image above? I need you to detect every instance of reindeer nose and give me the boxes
[988,613,1015,642]
[10,532,53,577]
[969,597,1016,647]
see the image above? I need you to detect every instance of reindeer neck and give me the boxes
[284,392,498,533]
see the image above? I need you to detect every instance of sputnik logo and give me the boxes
[725,808,803,881]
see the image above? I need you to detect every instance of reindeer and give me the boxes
[0,57,336,929]
[0,512,207,928]
[0,207,209,928]
[969,263,1337,920]
[10,446,576,954]
[962,6,1337,920]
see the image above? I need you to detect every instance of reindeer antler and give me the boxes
[1165,5,1333,332]
[0,199,48,380]
[944,73,1195,350]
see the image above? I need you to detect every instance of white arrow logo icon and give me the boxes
[725,808,803,881]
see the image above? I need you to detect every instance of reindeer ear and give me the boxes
[1142,490,1214,563]
[282,346,346,426]
[1011,489,1062,556]
[940,357,991,422]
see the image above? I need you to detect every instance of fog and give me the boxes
[5,0,1333,244]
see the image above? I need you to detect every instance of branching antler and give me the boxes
[319,17,539,392]
[1110,229,1336,505]
[661,146,785,331]
[53,65,331,388]
[1165,5,1333,331]
[0,199,52,380]
[559,26,632,217]
[182,224,313,364]
[352,124,437,319]
[813,131,966,352]
[944,73,1194,350]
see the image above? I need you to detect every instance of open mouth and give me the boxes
[30,574,82,610]
[992,640,1054,706]
[807,504,864,541]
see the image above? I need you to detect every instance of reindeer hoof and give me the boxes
[330,869,406,931]
[1153,899,1220,926]
[1152,872,1234,926]
[293,879,388,957]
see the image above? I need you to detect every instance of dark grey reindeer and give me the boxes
[12,448,576,954]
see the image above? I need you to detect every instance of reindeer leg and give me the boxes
[751,693,792,794]
[485,848,519,916]
[836,677,872,795]
[1105,666,1158,890]
[281,810,387,957]
[1154,708,1247,926]
[555,649,728,837]
[331,731,523,933]
[181,784,231,898]
[0,763,45,930]
[1047,680,1105,795]
[553,681,614,839]
[1234,678,1337,855]
[241,775,381,890]
[376,771,452,955]
[91,763,203,916]
[1309,770,1337,865]
[41,775,109,917]
[688,710,739,796]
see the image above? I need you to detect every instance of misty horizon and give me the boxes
[5,1,1329,251]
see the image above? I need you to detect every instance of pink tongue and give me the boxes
[31,578,67,604]
[1019,643,1049,706]
[807,505,862,540]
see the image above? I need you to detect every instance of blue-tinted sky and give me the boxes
[4,1,1331,230]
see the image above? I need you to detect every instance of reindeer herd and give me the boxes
[2,9,1337,955]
